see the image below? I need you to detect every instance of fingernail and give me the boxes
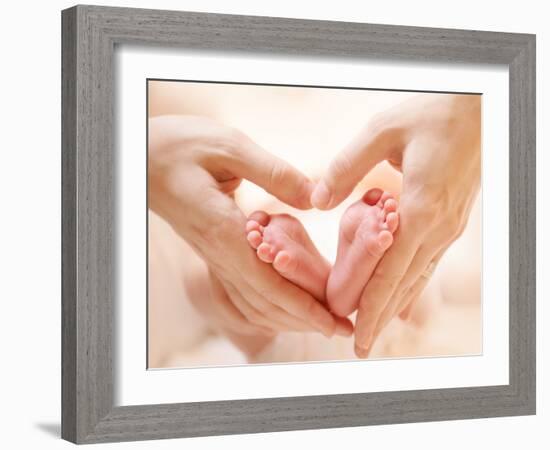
[321,326,335,339]
[302,180,316,208]
[335,320,354,337]
[311,181,331,209]
[319,315,336,338]
[335,327,352,337]
[354,344,370,359]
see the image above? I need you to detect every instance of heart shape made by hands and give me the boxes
[244,187,399,318]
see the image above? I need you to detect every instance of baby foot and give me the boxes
[245,211,331,301]
[326,188,399,317]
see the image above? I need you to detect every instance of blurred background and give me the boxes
[147,80,481,369]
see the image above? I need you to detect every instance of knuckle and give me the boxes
[440,213,467,243]
[402,193,469,246]
[255,300,277,316]
[401,200,439,226]
[443,220,461,239]
[305,297,320,317]
[200,206,241,245]
[256,278,285,305]
[394,284,412,303]
[256,286,274,305]
[455,221,467,239]
[243,308,264,326]
[268,160,288,191]
[330,152,353,180]
[364,113,404,147]
[365,112,392,139]
[205,126,249,164]
[372,266,404,285]
[221,126,248,149]
[451,218,467,239]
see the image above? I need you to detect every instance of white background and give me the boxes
[117,48,508,405]
[0,0,546,449]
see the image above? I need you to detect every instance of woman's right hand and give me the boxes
[310,95,481,357]
[148,115,353,338]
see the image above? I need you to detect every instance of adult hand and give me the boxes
[310,95,481,357]
[149,115,353,339]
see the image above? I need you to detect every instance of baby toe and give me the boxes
[247,230,263,249]
[248,210,270,227]
[257,243,275,263]
[377,230,393,250]
[273,250,295,274]
[385,212,399,233]
[380,191,394,204]
[363,188,384,206]
[383,198,398,214]
[246,220,262,233]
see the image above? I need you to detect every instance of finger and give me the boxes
[398,247,447,320]
[394,241,447,302]
[253,274,339,338]
[399,292,417,321]
[226,136,314,210]
[218,216,340,337]
[397,273,432,322]
[311,123,399,210]
[354,228,420,358]
[208,271,272,336]
[371,244,442,339]
[225,280,319,333]
[237,276,353,336]
[223,282,279,331]
[334,316,355,337]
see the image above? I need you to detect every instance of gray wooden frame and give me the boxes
[61,4,536,444]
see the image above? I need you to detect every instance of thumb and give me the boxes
[311,124,397,210]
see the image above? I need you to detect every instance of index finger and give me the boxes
[310,121,402,210]
[354,229,420,357]
[225,135,315,210]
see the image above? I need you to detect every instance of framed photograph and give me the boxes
[61,5,536,444]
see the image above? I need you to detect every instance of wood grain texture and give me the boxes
[61,4,536,444]
[61,7,77,443]
[62,5,114,443]
[508,35,536,410]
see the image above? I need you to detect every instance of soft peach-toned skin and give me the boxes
[148,115,353,361]
[245,188,399,319]
[147,84,481,365]
[148,194,482,368]
[327,188,399,317]
[311,94,481,358]
[245,211,331,302]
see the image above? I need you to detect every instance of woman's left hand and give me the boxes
[149,115,353,339]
